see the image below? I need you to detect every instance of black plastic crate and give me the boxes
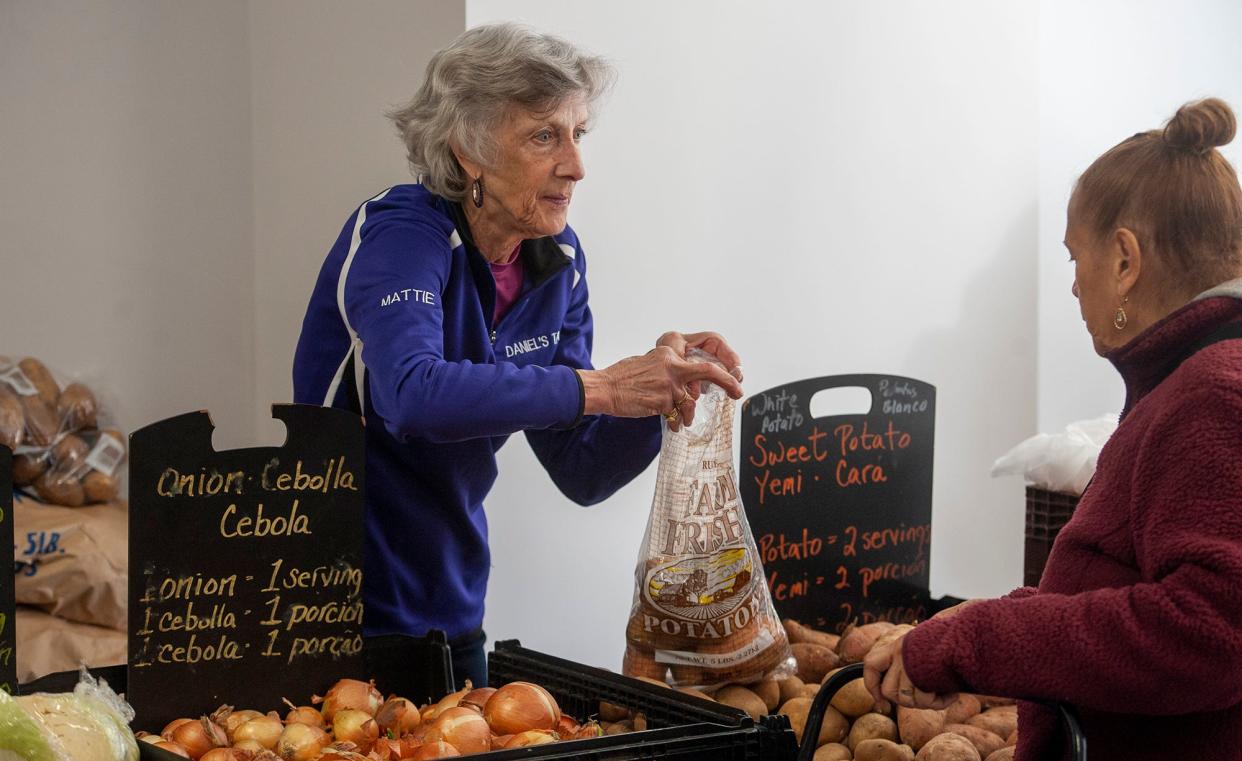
[16,632,451,761]
[1025,486,1080,586]
[484,639,798,760]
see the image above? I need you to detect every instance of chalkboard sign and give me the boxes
[127,405,365,727]
[1,445,14,693]
[739,375,935,634]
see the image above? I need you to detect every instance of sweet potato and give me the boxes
[944,724,1005,758]
[966,708,1017,740]
[34,471,85,506]
[785,618,842,650]
[855,738,917,761]
[792,642,841,682]
[57,382,98,430]
[19,357,60,406]
[943,694,981,725]
[870,624,915,653]
[984,747,1014,761]
[976,695,1016,709]
[848,712,898,750]
[0,386,23,449]
[896,706,945,751]
[831,677,877,718]
[836,622,897,663]
[20,396,59,446]
[13,453,46,485]
[715,685,767,720]
[914,733,982,761]
[1004,728,1017,747]
[814,743,853,761]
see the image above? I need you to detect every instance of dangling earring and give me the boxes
[1113,296,1129,330]
[471,178,484,208]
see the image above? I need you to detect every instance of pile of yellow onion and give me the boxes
[136,678,606,759]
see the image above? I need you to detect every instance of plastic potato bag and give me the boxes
[624,350,794,688]
[0,356,127,505]
[0,668,138,761]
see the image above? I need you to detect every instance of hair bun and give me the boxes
[1164,98,1236,154]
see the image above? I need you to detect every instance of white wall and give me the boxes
[470,0,1040,670]
[1036,0,1242,431]
[249,0,465,442]
[0,1,256,449]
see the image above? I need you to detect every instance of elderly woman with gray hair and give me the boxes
[293,23,742,684]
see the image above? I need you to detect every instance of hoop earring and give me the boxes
[1113,296,1129,330]
[471,178,484,208]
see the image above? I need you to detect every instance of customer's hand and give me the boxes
[578,333,743,430]
[930,598,984,623]
[863,631,957,712]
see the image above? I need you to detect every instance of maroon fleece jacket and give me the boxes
[902,282,1242,760]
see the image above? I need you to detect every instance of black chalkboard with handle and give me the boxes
[126,404,365,728]
[740,375,935,633]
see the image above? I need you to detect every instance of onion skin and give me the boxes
[428,707,491,755]
[483,682,562,735]
[170,718,226,760]
[428,682,471,721]
[312,678,383,722]
[233,715,283,750]
[458,687,496,714]
[275,722,330,761]
[503,730,559,748]
[332,709,379,753]
[375,696,421,735]
[153,742,192,758]
[161,718,193,741]
[284,706,325,728]
[407,741,462,759]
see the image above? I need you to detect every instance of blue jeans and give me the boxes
[450,628,487,688]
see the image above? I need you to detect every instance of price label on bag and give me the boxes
[740,375,936,634]
[127,405,365,727]
[1,445,16,694]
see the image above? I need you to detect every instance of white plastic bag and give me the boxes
[991,415,1118,496]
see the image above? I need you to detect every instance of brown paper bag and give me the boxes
[14,606,127,684]
[12,495,127,631]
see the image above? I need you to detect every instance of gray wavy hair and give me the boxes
[389,23,615,201]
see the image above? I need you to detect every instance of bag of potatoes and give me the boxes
[624,350,794,688]
[1,356,126,505]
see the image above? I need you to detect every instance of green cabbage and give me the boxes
[0,671,137,761]
[0,690,59,761]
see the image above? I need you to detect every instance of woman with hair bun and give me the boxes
[864,98,1242,760]
[293,23,743,686]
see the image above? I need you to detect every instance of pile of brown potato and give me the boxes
[1,356,125,505]
[644,619,1017,761]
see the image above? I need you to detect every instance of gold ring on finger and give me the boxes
[663,408,680,423]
